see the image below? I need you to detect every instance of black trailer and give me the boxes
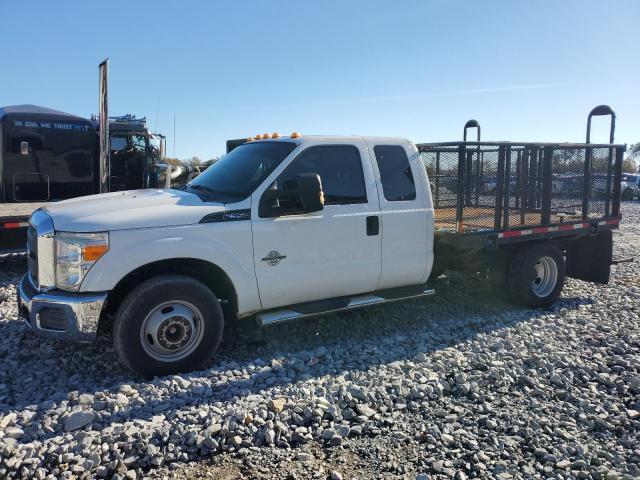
[420,105,624,295]
[0,105,163,253]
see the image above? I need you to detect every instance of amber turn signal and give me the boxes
[82,244,109,262]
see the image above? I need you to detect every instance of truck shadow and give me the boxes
[0,271,593,443]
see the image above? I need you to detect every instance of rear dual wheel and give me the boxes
[507,244,566,308]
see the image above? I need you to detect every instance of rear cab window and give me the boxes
[373,145,416,201]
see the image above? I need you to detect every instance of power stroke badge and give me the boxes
[261,251,286,266]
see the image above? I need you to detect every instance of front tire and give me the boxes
[622,189,633,201]
[113,275,224,377]
[507,244,566,308]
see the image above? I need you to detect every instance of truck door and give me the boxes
[366,141,433,289]
[251,140,382,310]
[109,134,147,191]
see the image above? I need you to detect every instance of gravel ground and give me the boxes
[0,204,638,480]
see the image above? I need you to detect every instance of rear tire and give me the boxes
[113,274,224,377]
[507,244,565,308]
[622,189,633,201]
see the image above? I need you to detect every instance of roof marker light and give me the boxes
[246,137,255,142]
[272,132,281,138]
[263,133,272,139]
[290,132,301,138]
[255,134,263,140]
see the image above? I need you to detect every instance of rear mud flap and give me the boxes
[566,230,612,284]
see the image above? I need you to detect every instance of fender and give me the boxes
[79,221,261,316]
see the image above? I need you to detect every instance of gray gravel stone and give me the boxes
[4,427,23,439]
[64,411,95,432]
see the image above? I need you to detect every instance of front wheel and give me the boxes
[113,275,224,377]
[507,244,566,308]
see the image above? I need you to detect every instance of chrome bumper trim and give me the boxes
[18,274,107,342]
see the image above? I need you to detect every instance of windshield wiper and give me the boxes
[189,184,215,194]
[188,184,247,201]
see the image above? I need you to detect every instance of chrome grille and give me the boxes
[27,225,38,286]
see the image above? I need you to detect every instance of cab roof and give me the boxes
[227,135,412,153]
[0,104,94,127]
[0,104,88,121]
[265,134,410,143]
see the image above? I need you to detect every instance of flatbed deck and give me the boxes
[0,203,46,251]
[0,203,46,252]
[0,202,47,222]
[434,207,583,232]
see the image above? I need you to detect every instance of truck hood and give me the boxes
[43,189,227,232]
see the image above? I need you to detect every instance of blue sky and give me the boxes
[1,0,638,159]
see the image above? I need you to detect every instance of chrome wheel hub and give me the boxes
[532,256,558,298]
[140,301,204,362]
[157,317,192,350]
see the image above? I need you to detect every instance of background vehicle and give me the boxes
[621,173,640,200]
[18,106,624,377]
[0,61,167,254]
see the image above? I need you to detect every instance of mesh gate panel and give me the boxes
[421,149,458,230]
[418,142,620,234]
[590,147,613,218]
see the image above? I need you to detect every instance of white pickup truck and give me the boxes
[18,121,625,376]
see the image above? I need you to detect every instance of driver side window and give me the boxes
[275,145,367,206]
[110,136,127,151]
[131,135,147,152]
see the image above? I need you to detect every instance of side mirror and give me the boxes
[295,173,324,213]
[259,173,324,217]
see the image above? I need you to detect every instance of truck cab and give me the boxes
[246,136,434,308]
[0,105,98,203]
[19,134,435,376]
[108,117,163,192]
[0,106,161,203]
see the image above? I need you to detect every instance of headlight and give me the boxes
[55,232,109,291]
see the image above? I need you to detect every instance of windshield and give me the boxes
[187,141,297,202]
[148,136,161,162]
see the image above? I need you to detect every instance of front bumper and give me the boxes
[18,274,107,342]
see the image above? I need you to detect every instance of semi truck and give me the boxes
[18,106,624,377]
[0,61,170,255]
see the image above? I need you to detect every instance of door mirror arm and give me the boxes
[259,185,280,218]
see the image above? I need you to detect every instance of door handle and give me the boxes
[366,216,379,236]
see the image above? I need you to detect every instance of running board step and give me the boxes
[257,287,435,327]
